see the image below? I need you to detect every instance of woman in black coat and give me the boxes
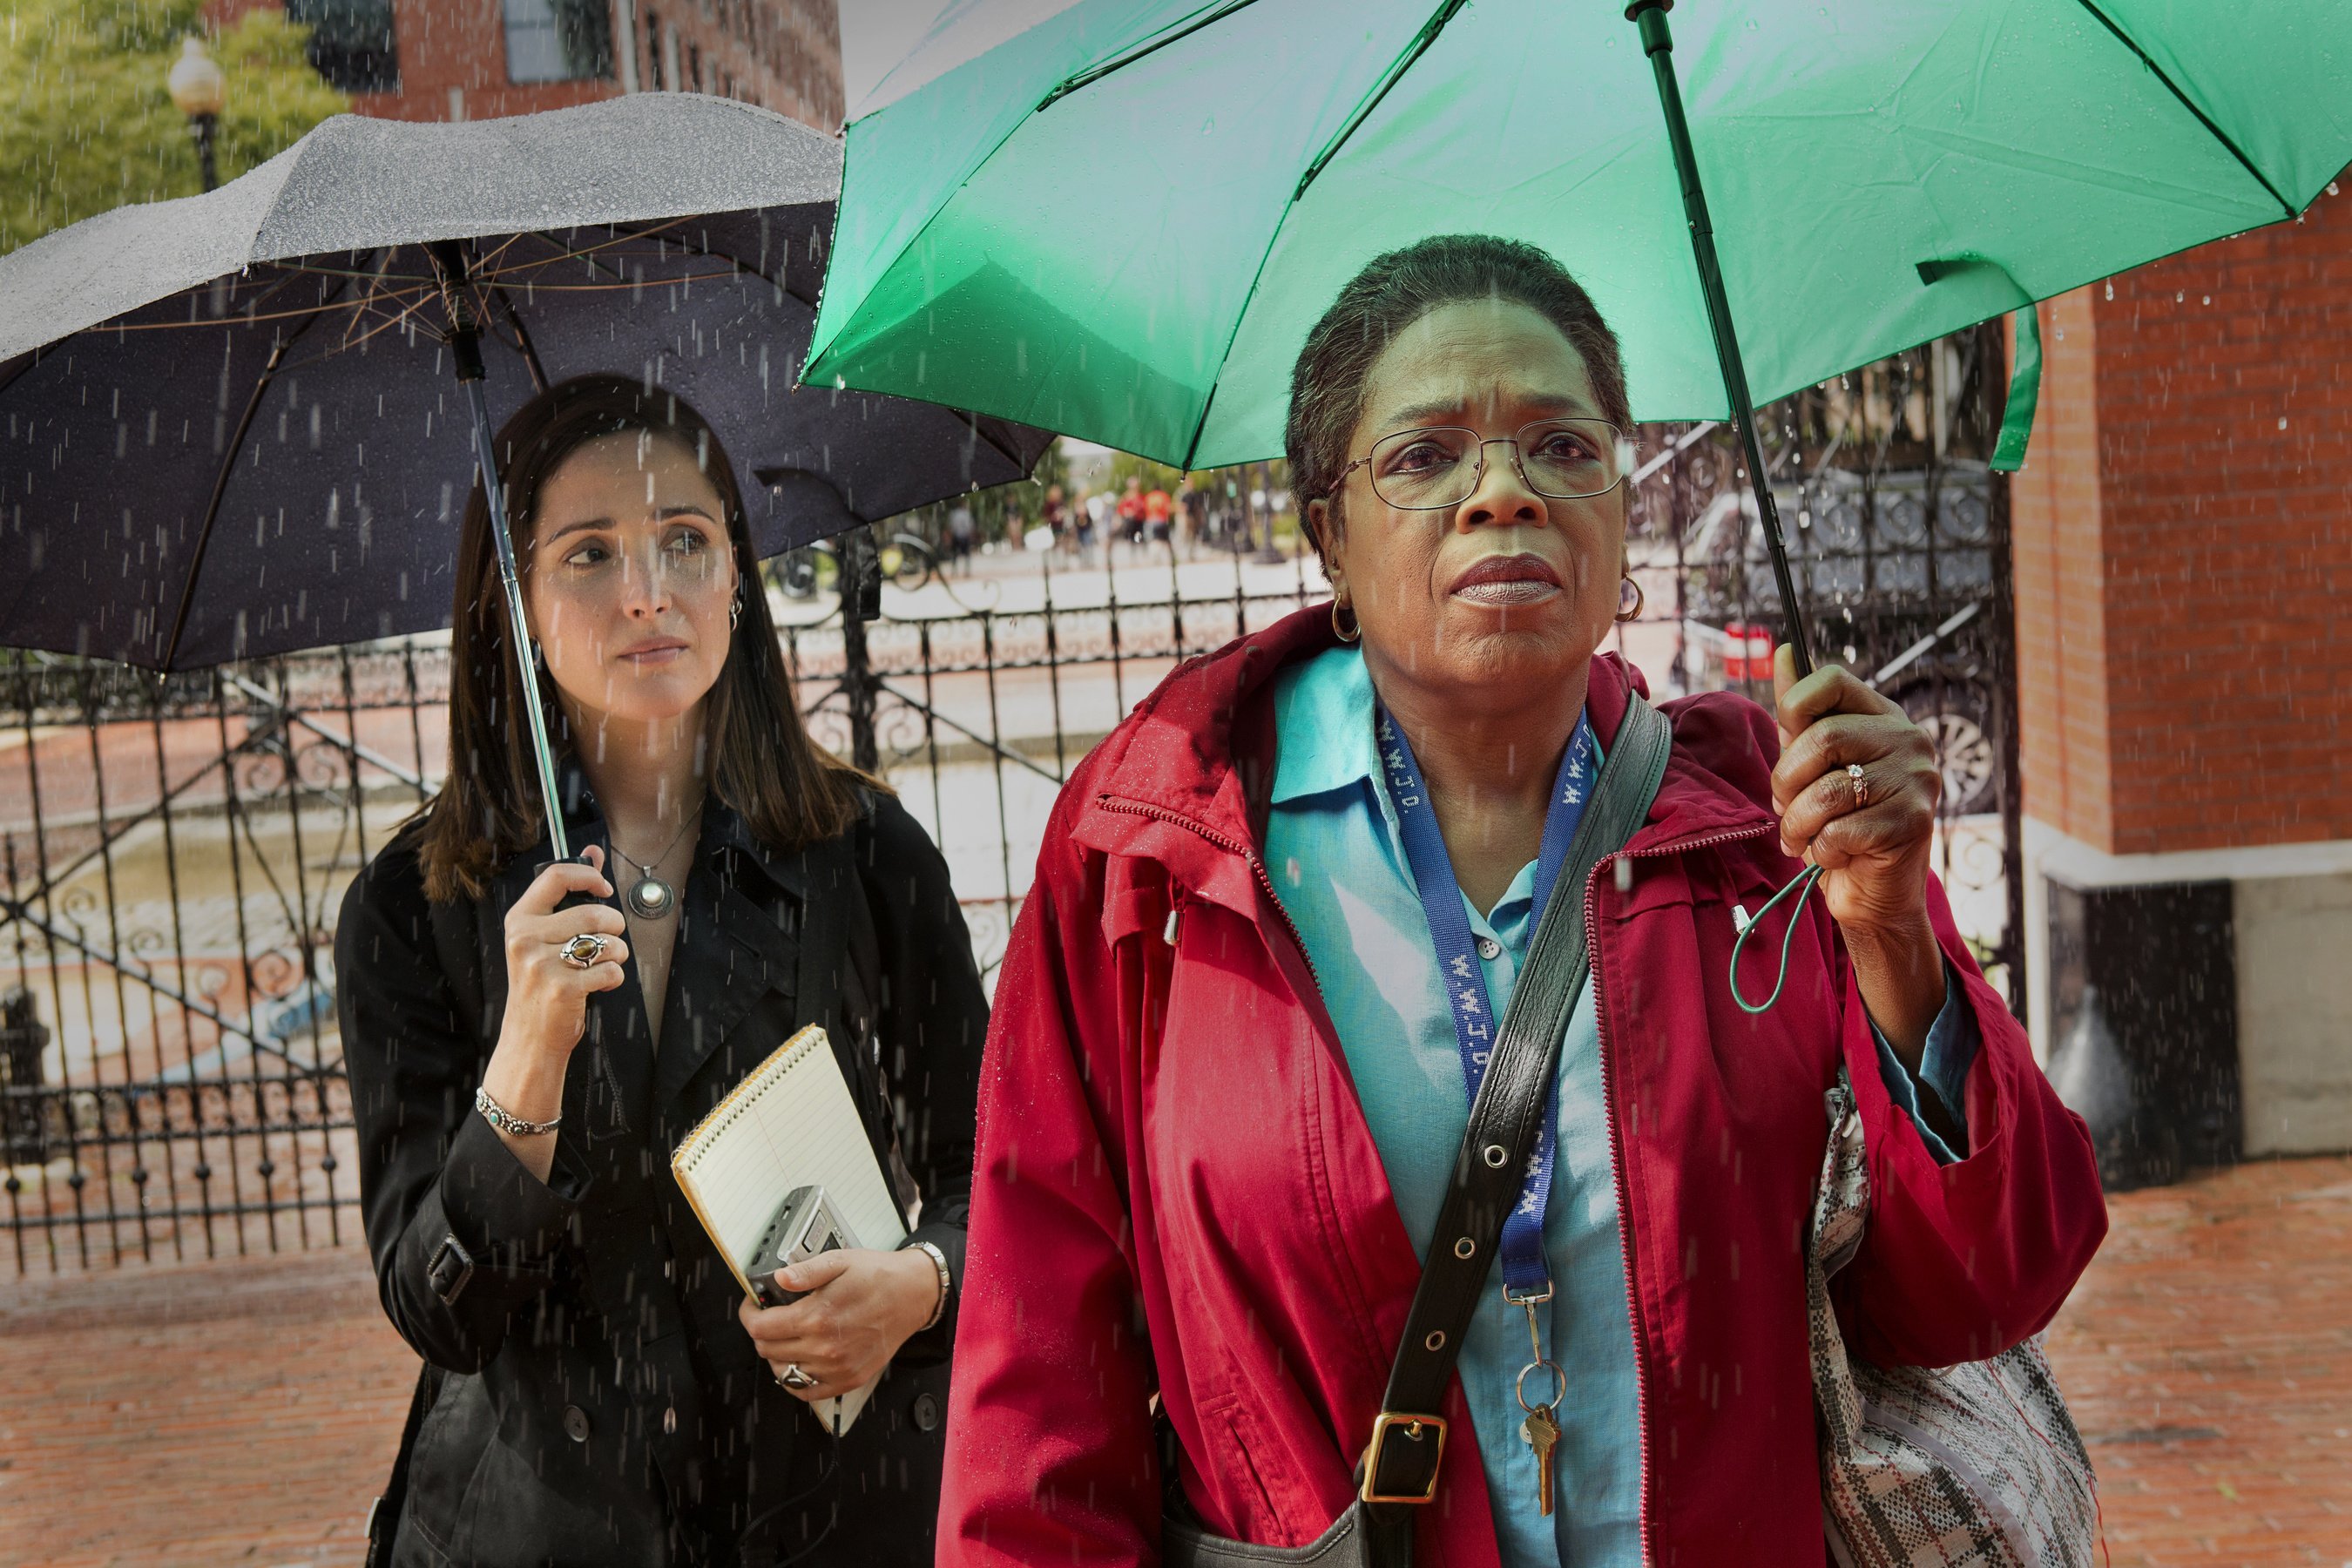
[337,374,986,1567]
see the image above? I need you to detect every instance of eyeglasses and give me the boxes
[1335,418,1626,510]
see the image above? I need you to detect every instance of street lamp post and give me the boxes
[166,37,225,192]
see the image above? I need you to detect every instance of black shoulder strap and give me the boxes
[1359,695,1674,1520]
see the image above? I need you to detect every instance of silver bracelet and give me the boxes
[476,1085,561,1138]
[904,1240,952,1332]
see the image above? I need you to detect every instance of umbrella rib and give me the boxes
[158,335,290,671]
[490,284,550,394]
[1292,0,1468,201]
[2069,0,2295,218]
[953,410,1029,476]
[1183,0,1467,469]
[1037,0,1267,111]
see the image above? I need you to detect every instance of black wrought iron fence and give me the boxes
[0,328,2020,1274]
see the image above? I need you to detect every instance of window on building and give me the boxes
[504,0,614,84]
[286,0,399,93]
[640,7,661,88]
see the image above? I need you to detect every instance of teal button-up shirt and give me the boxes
[1262,647,1975,1566]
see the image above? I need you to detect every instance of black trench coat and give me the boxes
[337,781,986,1567]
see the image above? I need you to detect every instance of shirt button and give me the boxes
[563,1404,591,1444]
[1477,936,1503,962]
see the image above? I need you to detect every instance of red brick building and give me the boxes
[208,0,841,130]
[2011,180,2352,1174]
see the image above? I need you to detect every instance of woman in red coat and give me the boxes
[943,236,2105,1566]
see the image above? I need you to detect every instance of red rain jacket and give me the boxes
[943,606,2105,1566]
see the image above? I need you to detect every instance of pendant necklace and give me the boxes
[611,808,701,921]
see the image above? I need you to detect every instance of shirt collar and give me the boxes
[1269,645,1382,805]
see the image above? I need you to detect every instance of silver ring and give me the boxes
[559,932,609,970]
[778,1362,818,1390]
[1847,761,1868,810]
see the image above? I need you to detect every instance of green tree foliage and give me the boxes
[2,0,348,254]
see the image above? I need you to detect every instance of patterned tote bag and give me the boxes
[1809,1074,2101,1568]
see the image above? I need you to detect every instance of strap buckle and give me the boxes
[1359,1411,1449,1505]
[428,1232,475,1306]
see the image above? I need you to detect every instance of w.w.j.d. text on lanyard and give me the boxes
[1376,705,1597,1512]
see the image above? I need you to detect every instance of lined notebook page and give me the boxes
[670,1025,904,1435]
[670,1024,906,1293]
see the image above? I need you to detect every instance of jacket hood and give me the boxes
[1069,605,1781,913]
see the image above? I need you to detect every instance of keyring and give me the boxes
[1515,1356,1567,1415]
[1847,761,1869,810]
[559,932,610,970]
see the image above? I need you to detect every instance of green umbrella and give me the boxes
[808,0,2352,670]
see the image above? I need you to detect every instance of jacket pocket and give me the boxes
[399,1372,495,1560]
[1200,1392,1329,1548]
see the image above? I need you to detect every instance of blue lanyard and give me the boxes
[1376,706,1598,1303]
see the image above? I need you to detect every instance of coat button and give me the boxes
[911,1393,941,1432]
[563,1404,591,1444]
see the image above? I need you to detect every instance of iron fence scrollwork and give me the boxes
[0,328,2023,1274]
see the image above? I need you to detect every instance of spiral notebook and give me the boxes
[670,1024,903,1433]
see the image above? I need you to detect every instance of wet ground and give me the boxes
[1,1154,2344,1566]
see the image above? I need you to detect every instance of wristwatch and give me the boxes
[902,1240,952,1332]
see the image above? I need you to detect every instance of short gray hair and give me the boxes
[1285,235,1631,551]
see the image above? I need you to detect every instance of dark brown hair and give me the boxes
[1286,234,1632,557]
[417,374,866,902]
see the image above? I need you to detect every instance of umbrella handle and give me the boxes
[428,240,572,862]
[1625,1,1815,679]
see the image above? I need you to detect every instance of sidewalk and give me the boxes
[3,1157,2347,1567]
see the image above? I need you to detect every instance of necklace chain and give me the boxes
[611,807,702,882]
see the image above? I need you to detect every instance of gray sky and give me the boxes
[837,0,952,115]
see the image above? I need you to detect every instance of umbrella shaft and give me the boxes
[463,375,572,862]
[1630,2,1815,678]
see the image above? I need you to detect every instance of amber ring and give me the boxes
[559,932,610,970]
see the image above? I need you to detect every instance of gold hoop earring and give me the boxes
[1614,575,1644,624]
[1332,598,1362,644]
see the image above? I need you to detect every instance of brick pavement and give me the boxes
[2043,1156,2352,1566]
[2,1158,2346,1567]
[0,1246,414,1568]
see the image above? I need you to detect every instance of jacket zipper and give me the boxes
[1106,789,1779,1553]
[1587,820,1772,1563]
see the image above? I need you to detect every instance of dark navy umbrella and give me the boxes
[0,92,1053,855]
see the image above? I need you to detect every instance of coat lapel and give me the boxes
[651,814,805,1118]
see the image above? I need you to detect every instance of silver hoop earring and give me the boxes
[729,592,742,632]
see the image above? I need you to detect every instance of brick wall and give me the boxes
[2012,287,2115,848]
[206,0,842,132]
[2012,181,2352,855]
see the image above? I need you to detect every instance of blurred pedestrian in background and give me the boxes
[948,498,977,572]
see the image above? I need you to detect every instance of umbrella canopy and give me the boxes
[806,0,2352,471]
[0,93,1056,670]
